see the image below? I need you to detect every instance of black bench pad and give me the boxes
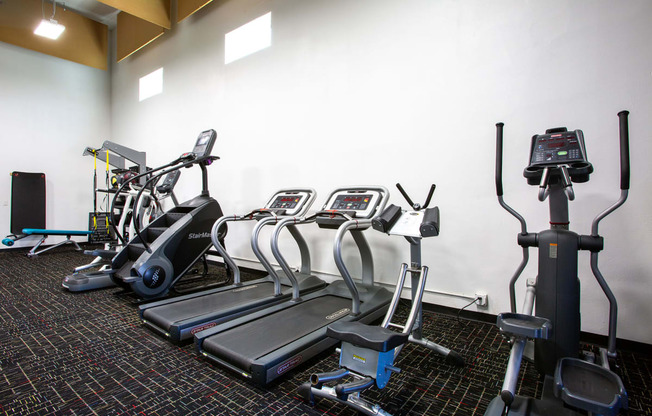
[327,321,408,352]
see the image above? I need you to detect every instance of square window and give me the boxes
[139,68,164,102]
[225,12,271,64]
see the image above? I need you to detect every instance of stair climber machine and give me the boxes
[194,186,394,385]
[106,129,227,300]
[111,168,181,242]
[62,170,180,292]
[137,188,328,344]
[484,112,630,416]
[300,184,465,416]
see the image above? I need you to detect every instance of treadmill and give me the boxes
[138,189,326,344]
[194,186,394,385]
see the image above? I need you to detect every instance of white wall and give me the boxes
[0,42,111,248]
[4,0,647,345]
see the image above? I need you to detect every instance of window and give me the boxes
[225,12,271,64]
[139,68,163,101]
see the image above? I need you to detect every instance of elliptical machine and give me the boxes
[484,112,630,416]
[107,130,226,300]
[301,184,465,416]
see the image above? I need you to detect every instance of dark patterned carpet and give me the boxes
[0,244,649,415]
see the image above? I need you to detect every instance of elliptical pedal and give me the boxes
[497,313,552,340]
[554,358,627,416]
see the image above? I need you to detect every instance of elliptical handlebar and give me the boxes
[495,122,531,313]
[618,111,631,191]
[495,123,529,235]
[591,111,631,236]
[587,110,631,357]
[495,122,505,197]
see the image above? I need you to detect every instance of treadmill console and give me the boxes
[264,190,313,216]
[192,129,217,157]
[321,189,382,219]
[529,129,587,167]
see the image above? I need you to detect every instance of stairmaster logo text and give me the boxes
[188,232,211,240]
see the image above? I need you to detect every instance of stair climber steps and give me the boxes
[115,260,136,282]
[128,243,147,260]
[147,227,167,243]
[165,212,188,226]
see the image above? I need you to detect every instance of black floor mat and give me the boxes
[0,244,650,415]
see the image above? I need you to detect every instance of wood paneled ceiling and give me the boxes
[0,0,216,69]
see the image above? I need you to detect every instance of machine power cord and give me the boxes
[456,296,482,326]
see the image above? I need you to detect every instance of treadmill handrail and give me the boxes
[210,211,291,289]
[270,186,389,306]
[270,216,375,316]
[270,216,314,300]
[253,191,316,289]
[333,218,374,316]
[251,215,282,294]
[214,188,317,291]
[211,215,246,285]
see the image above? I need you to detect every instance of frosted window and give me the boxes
[139,68,163,102]
[225,12,271,64]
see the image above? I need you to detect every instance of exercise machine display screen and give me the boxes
[318,189,384,226]
[329,194,373,211]
[192,130,217,157]
[270,196,302,210]
[530,131,586,166]
[264,190,312,216]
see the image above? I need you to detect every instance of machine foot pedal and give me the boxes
[554,357,627,416]
[335,377,375,400]
[497,312,552,340]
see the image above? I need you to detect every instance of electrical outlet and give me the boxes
[475,293,488,307]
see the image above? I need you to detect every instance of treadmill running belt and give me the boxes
[143,282,280,328]
[202,295,352,370]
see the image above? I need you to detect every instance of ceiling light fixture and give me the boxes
[34,1,65,40]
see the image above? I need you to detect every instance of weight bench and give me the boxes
[2,228,93,257]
